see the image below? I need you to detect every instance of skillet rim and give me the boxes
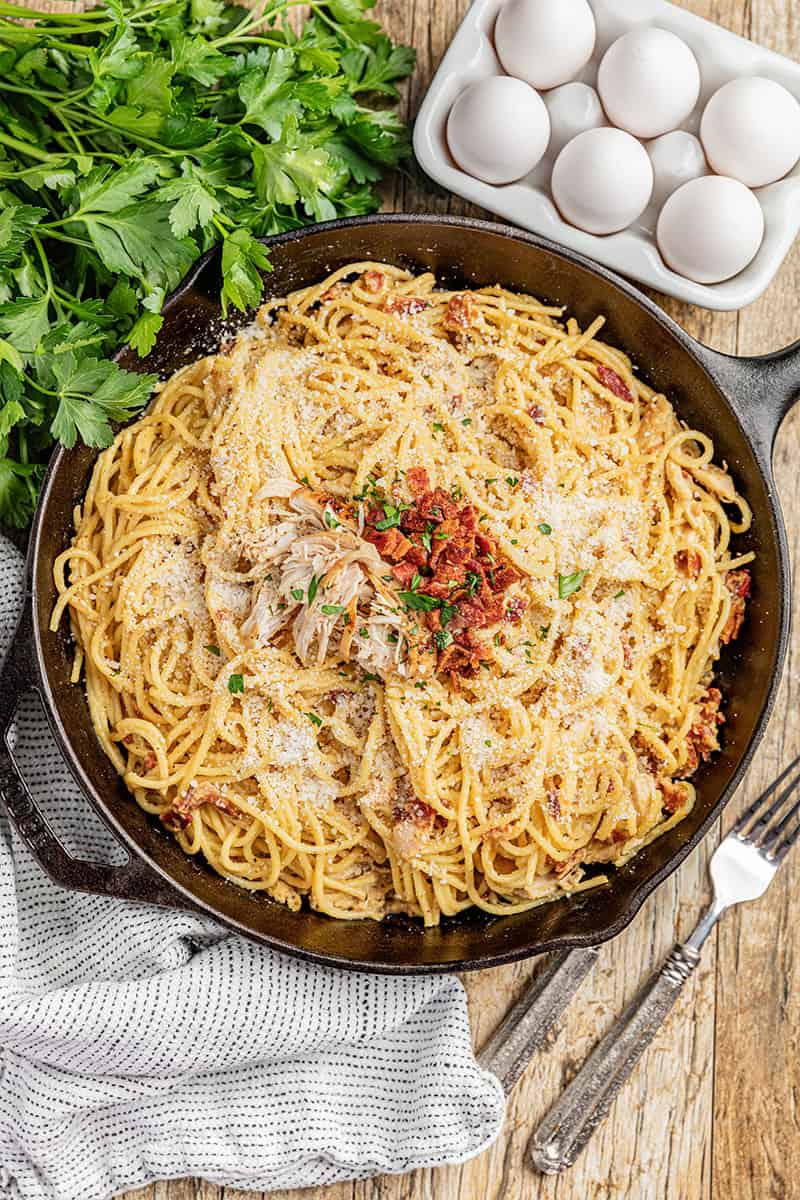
[25,213,793,972]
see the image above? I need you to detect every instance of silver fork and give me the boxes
[527,753,800,1174]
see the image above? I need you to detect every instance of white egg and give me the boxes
[544,83,606,159]
[657,176,764,284]
[597,28,701,140]
[447,77,550,185]
[494,0,596,92]
[551,128,654,235]
[647,131,709,209]
[700,76,800,188]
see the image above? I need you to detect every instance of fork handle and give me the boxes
[528,942,701,1174]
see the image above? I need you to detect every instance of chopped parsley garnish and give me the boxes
[506,476,519,488]
[466,571,481,596]
[539,624,550,641]
[614,589,626,599]
[434,530,451,540]
[291,588,304,602]
[227,674,244,694]
[305,711,323,728]
[439,603,458,627]
[359,627,370,638]
[478,514,490,524]
[324,510,340,530]
[461,417,472,426]
[387,631,399,644]
[510,538,519,545]
[307,575,320,605]
[434,630,453,650]
[413,681,428,690]
[399,591,440,611]
[484,739,492,748]
[538,523,553,536]
[321,604,344,616]
[362,672,381,682]
[205,644,221,656]
[494,633,502,647]
[558,571,587,600]
[375,499,411,531]
[432,421,444,433]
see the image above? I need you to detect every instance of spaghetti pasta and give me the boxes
[52,263,754,925]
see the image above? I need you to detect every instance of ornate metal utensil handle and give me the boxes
[528,943,701,1173]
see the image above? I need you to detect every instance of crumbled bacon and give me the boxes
[597,365,634,403]
[438,638,492,678]
[391,560,418,587]
[122,734,134,746]
[364,526,412,561]
[720,569,751,645]
[545,790,561,819]
[406,466,430,497]
[505,596,527,624]
[321,282,346,302]
[444,293,476,331]
[161,783,239,832]
[142,752,157,773]
[658,778,688,814]
[362,270,384,293]
[622,639,634,670]
[383,296,429,317]
[675,549,702,578]
[684,687,724,775]
[360,466,524,681]
[528,404,545,425]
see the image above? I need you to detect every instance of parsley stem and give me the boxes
[30,234,61,319]
[0,131,52,162]
[38,228,94,250]
[54,104,183,157]
[0,81,77,102]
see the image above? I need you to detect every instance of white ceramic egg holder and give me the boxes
[413,0,800,311]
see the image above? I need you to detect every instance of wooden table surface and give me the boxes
[95,0,799,1196]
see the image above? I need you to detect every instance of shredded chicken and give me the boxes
[241,478,409,673]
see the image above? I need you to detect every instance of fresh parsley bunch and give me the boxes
[0,0,415,526]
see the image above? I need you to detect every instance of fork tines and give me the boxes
[733,750,800,860]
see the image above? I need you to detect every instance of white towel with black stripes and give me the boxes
[0,535,505,1200]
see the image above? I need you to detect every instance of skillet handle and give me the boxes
[0,598,192,910]
[695,338,800,464]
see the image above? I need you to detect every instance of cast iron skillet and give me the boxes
[1,216,798,974]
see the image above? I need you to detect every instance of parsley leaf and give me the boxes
[227,673,245,693]
[399,591,439,612]
[48,354,157,449]
[558,570,587,600]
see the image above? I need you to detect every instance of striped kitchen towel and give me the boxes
[0,536,505,1200]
